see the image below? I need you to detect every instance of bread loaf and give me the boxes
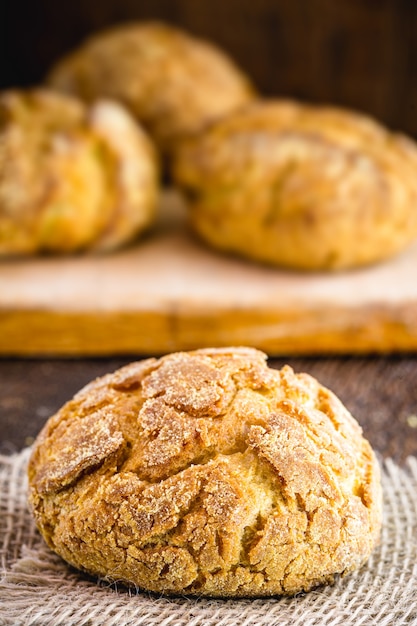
[0,88,158,255]
[174,99,417,270]
[47,22,256,157]
[28,347,382,597]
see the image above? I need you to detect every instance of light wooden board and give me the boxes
[1,190,417,356]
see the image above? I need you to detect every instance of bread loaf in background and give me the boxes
[0,88,159,255]
[47,22,256,157]
[174,99,417,270]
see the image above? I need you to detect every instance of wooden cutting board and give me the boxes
[1,189,417,356]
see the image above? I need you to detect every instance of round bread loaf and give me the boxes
[47,21,256,156]
[173,99,417,270]
[0,88,158,255]
[28,347,382,597]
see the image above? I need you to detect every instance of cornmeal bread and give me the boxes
[174,100,417,270]
[28,347,382,597]
[47,22,256,157]
[0,88,158,255]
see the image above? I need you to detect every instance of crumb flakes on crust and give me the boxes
[28,347,382,597]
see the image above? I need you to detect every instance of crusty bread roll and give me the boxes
[28,347,382,597]
[47,21,256,156]
[174,99,417,270]
[0,88,158,255]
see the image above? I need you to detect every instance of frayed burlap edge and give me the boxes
[1,449,416,626]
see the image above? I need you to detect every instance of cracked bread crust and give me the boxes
[28,347,382,597]
[0,88,158,255]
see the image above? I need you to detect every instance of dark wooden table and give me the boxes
[1,355,417,463]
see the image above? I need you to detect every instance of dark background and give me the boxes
[1,0,417,138]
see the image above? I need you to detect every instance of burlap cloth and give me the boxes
[1,449,416,626]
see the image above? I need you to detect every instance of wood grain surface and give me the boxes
[1,191,417,357]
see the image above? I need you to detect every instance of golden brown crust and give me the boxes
[0,88,158,256]
[28,347,382,597]
[173,99,417,270]
[47,21,256,155]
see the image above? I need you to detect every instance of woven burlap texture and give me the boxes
[1,449,416,626]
